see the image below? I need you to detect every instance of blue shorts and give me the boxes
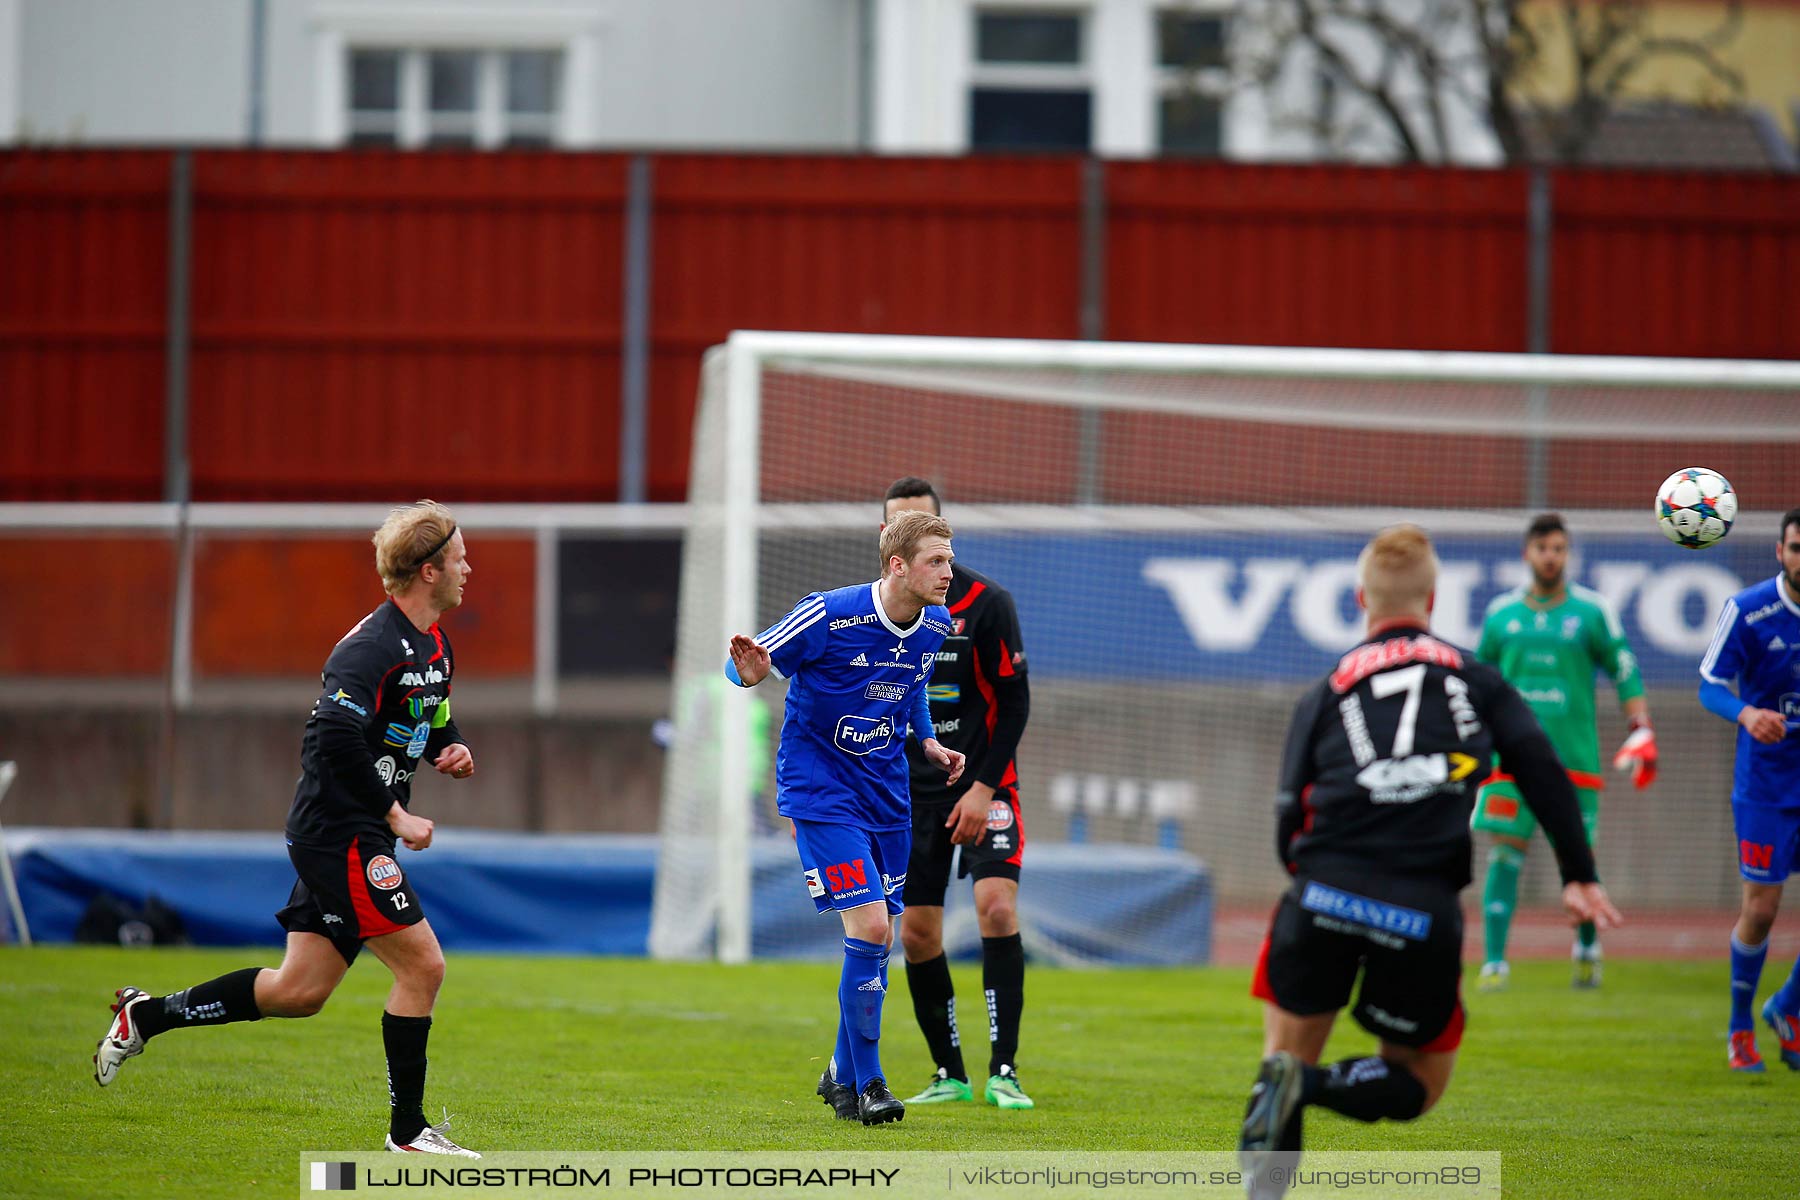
[792,820,909,916]
[1732,803,1800,884]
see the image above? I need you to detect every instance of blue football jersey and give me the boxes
[756,581,951,830]
[1700,575,1800,807]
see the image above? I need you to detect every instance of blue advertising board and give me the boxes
[955,529,1773,686]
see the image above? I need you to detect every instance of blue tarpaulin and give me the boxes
[5,829,1210,964]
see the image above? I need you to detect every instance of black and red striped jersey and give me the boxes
[286,599,465,848]
[1276,623,1596,890]
[905,563,1031,807]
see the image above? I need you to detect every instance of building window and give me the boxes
[1156,8,1229,157]
[969,9,1092,152]
[977,11,1083,64]
[345,47,565,149]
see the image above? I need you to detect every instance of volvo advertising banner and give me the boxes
[956,528,1774,686]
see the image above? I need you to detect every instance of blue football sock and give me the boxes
[832,1012,852,1086]
[1730,933,1768,1033]
[1772,952,1800,1017]
[840,936,889,1090]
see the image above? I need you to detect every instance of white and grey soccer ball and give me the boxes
[1656,467,1737,549]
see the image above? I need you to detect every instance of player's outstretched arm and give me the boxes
[726,635,772,687]
[1562,881,1622,931]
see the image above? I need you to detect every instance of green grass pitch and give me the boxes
[5,947,1796,1198]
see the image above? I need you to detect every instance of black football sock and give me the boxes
[1281,1106,1304,1152]
[383,1012,432,1144]
[905,954,967,1082]
[1302,1056,1428,1122]
[982,933,1025,1077]
[136,967,264,1040]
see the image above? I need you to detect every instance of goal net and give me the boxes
[651,333,1800,963]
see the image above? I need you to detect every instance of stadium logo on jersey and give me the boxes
[329,689,368,717]
[373,755,415,787]
[399,667,445,686]
[850,653,869,666]
[987,800,1015,831]
[1354,752,1478,804]
[830,613,878,631]
[865,682,906,703]
[1745,599,1784,625]
[1300,882,1432,940]
[366,855,404,890]
[834,715,893,755]
[803,868,825,898]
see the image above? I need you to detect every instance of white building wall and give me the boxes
[16,0,249,143]
[8,0,860,149]
[0,0,20,141]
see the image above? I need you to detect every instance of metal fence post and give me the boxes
[1525,166,1553,511]
[620,154,653,505]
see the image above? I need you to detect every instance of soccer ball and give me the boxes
[1656,467,1736,548]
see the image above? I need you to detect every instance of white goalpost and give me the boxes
[650,331,1800,964]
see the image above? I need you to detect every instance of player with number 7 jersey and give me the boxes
[1239,524,1616,1200]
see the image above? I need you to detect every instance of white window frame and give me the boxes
[1152,3,1233,157]
[968,4,1095,151]
[311,1,607,148]
[876,0,1251,158]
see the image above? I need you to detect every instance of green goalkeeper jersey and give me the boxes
[1475,584,1645,777]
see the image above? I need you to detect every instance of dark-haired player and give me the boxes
[1698,505,1800,1072]
[1471,512,1653,990]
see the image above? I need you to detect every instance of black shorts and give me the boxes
[1251,870,1465,1051]
[276,833,425,965]
[902,785,1024,907]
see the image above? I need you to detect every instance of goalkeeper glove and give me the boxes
[1612,717,1657,790]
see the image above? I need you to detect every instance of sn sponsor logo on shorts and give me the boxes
[824,858,870,899]
[366,855,404,891]
[834,715,893,755]
[1741,841,1775,874]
